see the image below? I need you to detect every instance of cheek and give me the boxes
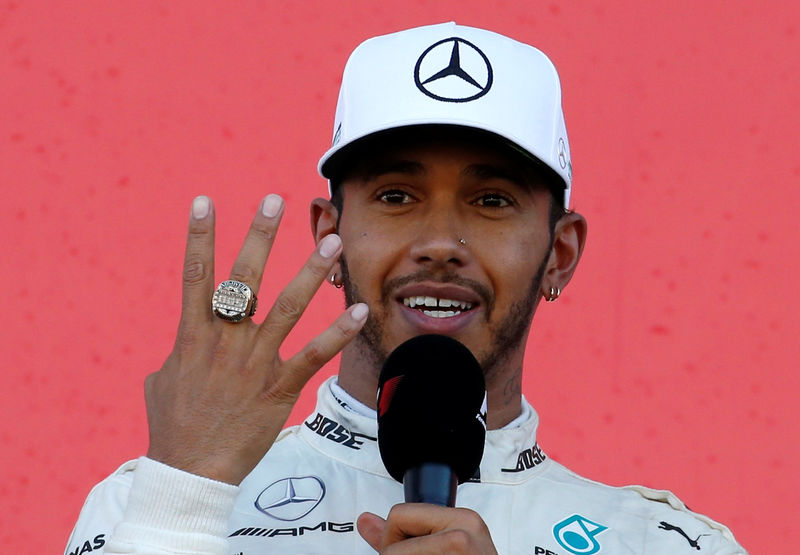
[341,208,408,262]
[478,233,549,296]
[341,227,394,296]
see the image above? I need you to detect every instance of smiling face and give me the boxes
[312,127,585,426]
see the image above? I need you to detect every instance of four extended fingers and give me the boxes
[179,195,362,368]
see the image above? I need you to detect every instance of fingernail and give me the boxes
[261,194,283,218]
[192,196,210,219]
[351,303,369,322]
[319,234,341,258]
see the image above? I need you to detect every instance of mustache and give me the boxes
[381,268,494,314]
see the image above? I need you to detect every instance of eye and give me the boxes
[377,189,413,204]
[474,192,513,208]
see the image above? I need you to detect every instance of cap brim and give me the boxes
[320,123,567,201]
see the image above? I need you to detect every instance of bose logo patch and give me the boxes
[305,412,376,449]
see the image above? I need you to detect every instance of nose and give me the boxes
[408,210,467,268]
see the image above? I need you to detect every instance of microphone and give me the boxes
[377,334,487,507]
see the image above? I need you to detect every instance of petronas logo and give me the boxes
[553,514,608,554]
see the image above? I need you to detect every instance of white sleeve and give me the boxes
[65,457,239,555]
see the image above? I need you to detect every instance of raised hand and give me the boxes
[144,194,367,485]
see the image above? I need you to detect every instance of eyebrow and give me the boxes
[356,159,541,191]
[360,159,426,182]
[462,163,532,188]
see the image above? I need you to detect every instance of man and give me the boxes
[66,23,746,554]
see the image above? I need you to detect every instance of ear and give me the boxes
[310,197,341,282]
[542,212,587,298]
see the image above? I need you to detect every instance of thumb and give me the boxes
[357,511,387,551]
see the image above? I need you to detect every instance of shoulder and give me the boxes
[622,483,746,553]
[539,461,748,554]
[78,459,139,511]
[65,459,138,554]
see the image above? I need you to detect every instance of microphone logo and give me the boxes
[377,375,404,417]
[476,392,488,430]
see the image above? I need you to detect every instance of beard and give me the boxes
[338,252,548,382]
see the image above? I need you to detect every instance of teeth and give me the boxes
[402,296,474,311]
[422,310,460,318]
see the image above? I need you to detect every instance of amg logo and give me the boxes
[304,413,376,450]
[501,442,546,473]
[68,534,105,555]
[229,521,354,538]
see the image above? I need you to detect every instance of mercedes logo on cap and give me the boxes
[254,476,326,521]
[558,138,568,169]
[414,37,493,103]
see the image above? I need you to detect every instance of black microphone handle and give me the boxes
[403,462,458,507]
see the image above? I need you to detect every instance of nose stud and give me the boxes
[458,238,467,246]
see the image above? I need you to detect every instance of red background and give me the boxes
[2,2,798,552]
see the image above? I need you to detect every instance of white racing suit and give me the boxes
[66,377,747,554]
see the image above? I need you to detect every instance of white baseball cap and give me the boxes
[318,22,573,208]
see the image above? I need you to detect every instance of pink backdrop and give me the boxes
[2,2,798,552]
